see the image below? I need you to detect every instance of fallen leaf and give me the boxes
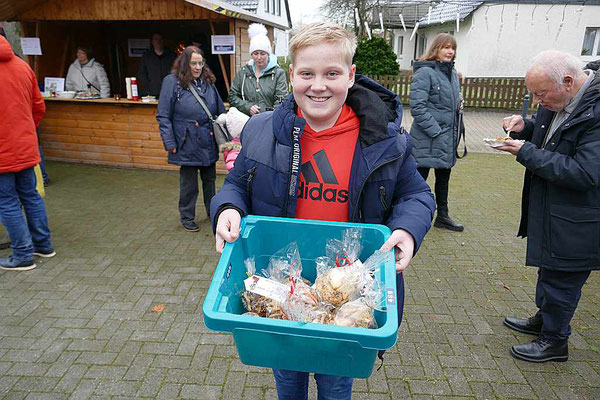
[151,304,165,313]
[501,284,511,290]
[435,278,441,282]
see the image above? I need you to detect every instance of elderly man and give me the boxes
[498,50,599,363]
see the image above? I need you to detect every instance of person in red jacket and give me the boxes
[0,35,55,271]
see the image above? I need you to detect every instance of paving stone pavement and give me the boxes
[0,111,599,399]
[401,108,523,154]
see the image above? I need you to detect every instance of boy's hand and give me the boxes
[215,209,242,253]
[249,105,260,115]
[380,229,415,273]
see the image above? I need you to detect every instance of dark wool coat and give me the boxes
[156,74,225,166]
[409,60,460,169]
[211,75,435,253]
[513,71,600,272]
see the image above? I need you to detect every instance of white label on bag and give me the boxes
[244,275,289,304]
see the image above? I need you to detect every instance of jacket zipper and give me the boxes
[351,155,403,222]
[246,166,257,198]
[379,186,389,211]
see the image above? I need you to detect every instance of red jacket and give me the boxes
[0,35,45,173]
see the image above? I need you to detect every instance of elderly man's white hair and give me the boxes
[528,50,586,86]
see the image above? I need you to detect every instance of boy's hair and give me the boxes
[420,33,456,62]
[289,22,356,66]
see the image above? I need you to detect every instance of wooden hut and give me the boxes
[0,0,291,171]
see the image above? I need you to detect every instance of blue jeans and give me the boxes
[0,167,52,261]
[273,369,353,400]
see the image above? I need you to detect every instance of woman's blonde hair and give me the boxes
[420,33,457,61]
[289,22,356,66]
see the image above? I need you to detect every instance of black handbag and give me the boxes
[188,83,232,147]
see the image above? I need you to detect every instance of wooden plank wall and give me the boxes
[40,102,228,173]
[371,75,534,111]
[19,0,229,20]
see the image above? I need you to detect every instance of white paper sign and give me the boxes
[274,29,289,57]
[128,38,150,57]
[211,35,235,54]
[44,77,65,92]
[21,37,42,55]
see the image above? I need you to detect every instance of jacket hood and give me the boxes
[0,36,14,62]
[413,60,454,73]
[71,58,101,68]
[246,54,280,76]
[577,70,600,109]
[412,60,436,72]
[274,74,403,148]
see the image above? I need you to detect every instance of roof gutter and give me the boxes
[185,0,290,30]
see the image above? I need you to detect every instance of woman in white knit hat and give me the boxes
[228,23,288,116]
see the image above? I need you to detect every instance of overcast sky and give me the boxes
[288,0,325,25]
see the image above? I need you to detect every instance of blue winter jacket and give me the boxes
[211,75,435,252]
[156,74,226,166]
[409,61,460,169]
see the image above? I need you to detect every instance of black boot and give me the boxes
[504,315,543,335]
[510,337,568,363]
[434,212,464,231]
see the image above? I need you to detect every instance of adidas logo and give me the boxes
[298,150,348,203]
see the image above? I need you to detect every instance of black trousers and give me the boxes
[534,268,591,340]
[417,167,451,215]
[179,164,216,222]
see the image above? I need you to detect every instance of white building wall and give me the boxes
[392,29,417,71]
[255,0,290,29]
[406,4,599,77]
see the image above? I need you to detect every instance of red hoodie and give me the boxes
[0,35,44,173]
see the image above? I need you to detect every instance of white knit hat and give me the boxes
[248,23,272,54]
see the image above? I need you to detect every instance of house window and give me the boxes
[581,27,600,56]
[265,0,270,13]
[417,35,427,58]
[397,36,404,55]
[276,0,281,16]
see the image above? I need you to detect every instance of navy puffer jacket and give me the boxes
[157,74,226,166]
[211,75,435,252]
[409,61,460,169]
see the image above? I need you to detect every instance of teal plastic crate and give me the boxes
[202,215,399,378]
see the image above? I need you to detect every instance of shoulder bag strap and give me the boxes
[79,67,100,92]
[455,110,468,159]
[188,83,215,122]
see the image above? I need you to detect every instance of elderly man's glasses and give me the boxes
[190,61,205,67]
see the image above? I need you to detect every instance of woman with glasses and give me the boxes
[65,46,110,98]
[157,46,225,232]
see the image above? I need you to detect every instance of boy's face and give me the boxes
[290,43,355,131]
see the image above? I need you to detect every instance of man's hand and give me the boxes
[215,209,242,253]
[249,105,260,115]
[495,140,525,156]
[170,147,177,154]
[502,115,525,133]
[379,229,415,273]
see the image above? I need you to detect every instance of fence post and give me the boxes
[521,93,530,119]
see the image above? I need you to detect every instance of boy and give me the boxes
[211,22,435,399]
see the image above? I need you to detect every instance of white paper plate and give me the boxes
[483,138,524,148]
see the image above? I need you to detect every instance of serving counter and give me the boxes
[40,97,227,173]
